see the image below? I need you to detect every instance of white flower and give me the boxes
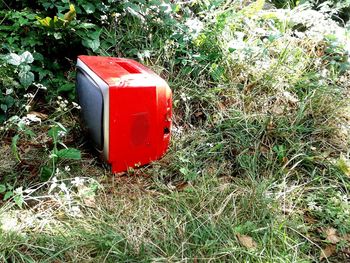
[24,93,34,98]
[58,130,66,138]
[64,166,71,172]
[25,105,31,112]
[14,187,23,195]
[25,114,41,123]
[48,177,58,194]
[72,177,85,187]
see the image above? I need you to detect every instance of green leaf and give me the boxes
[1,104,7,112]
[37,16,52,27]
[6,53,21,66]
[0,184,6,193]
[53,32,62,39]
[48,124,66,139]
[3,191,13,201]
[12,134,20,162]
[57,148,81,160]
[58,83,75,92]
[20,51,34,64]
[77,22,96,29]
[82,3,95,14]
[82,37,100,52]
[40,165,53,181]
[14,195,24,208]
[19,71,34,88]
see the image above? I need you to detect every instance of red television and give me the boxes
[76,55,172,173]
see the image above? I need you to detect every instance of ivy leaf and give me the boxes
[6,53,21,66]
[19,71,34,88]
[57,148,81,160]
[20,51,34,64]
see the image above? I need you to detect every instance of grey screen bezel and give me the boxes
[76,58,109,160]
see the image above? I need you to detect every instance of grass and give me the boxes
[1,1,350,262]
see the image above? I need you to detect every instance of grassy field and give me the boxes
[0,1,350,262]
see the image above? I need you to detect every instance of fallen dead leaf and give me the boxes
[320,245,336,261]
[304,214,317,224]
[236,233,257,249]
[175,181,189,191]
[28,111,48,120]
[325,228,340,244]
[194,111,204,117]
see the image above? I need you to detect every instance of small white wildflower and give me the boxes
[23,93,34,98]
[64,166,71,172]
[72,177,85,187]
[58,130,66,138]
[114,12,121,23]
[59,182,68,193]
[24,105,31,112]
[25,114,41,123]
[101,14,108,22]
[57,96,62,100]
[14,187,23,195]
[48,177,58,194]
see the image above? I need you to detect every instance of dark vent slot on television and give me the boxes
[117,61,141,74]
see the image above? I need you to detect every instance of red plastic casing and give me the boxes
[78,55,172,173]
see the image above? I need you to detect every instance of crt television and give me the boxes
[76,55,172,173]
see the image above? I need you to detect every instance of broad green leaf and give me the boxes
[19,71,34,87]
[20,51,34,64]
[53,32,62,39]
[1,104,7,112]
[6,53,21,66]
[82,37,100,51]
[82,3,95,14]
[0,184,6,193]
[58,83,75,92]
[57,148,81,160]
